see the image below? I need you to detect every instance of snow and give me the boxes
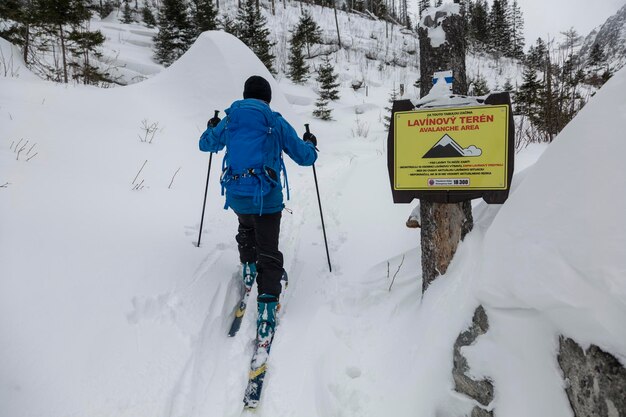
[1,6,625,417]
[478,66,626,363]
[0,38,39,81]
[419,3,461,48]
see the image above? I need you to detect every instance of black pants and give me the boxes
[236,212,284,297]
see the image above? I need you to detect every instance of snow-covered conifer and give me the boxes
[292,10,322,59]
[153,0,194,67]
[287,36,309,84]
[468,0,489,46]
[316,55,340,101]
[516,65,542,117]
[190,0,217,37]
[235,0,276,73]
[469,73,490,96]
[141,5,157,28]
[488,0,511,56]
[418,0,430,18]
[313,56,340,120]
[588,43,606,69]
[122,0,134,24]
[509,0,525,59]
[383,85,398,129]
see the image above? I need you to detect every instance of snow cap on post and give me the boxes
[419,3,461,48]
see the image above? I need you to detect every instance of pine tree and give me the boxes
[313,56,340,120]
[313,94,332,120]
[287,35,309,84]
[153,0,194,66]
[469,73,490,96]
[0,0,36,64]
[317,56,340,101]
[418,0,430,18]
[435,0,442,6]
[468,0,489,46]
[526,37,548,71]
[141,5,157,27]
[220,15,237,35]
[122,0,134,24]
[371,0,387,17]
[516,65,542,118]
[100,0,115,18]
[588,43,606,69]
[67,25,108,84]
[509,0,525,59]
[503,78,514,92]
[235,0,276,73]
[292,10,322,59]
[488,0,510,55]
[35,0,105,83]
[190,0,217,37]
[383,85,398,129]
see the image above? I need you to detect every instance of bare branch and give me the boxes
[168,167,181,189]
[388,255,406,292]
[132,159,148,185]
[16,140,29,160]
[14,138,24,152]
[138,119,161,144]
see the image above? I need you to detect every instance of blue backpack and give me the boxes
[219,100,289,213]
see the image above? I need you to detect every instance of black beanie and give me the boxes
[243,76,272,104]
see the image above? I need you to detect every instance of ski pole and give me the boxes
[305,124,332,272]
[197,110,219,248]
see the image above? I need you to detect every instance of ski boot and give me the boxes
[252,294,279,368]
[242,262,257,293]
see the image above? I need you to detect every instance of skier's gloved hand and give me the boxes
[303,132,317,147]
[207,117,221,128]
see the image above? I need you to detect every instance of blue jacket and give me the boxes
[199,99,317,214]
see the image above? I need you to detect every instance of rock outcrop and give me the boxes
[558,337,626,417]
[453,306,494,417]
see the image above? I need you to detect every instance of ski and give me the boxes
[242,272,288,409]
[243,334,274,409]
[228,264,256,337]
[228,287,253,337]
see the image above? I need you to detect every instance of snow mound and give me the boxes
[0,38,39,81]
[479,66,626,362]
[143,31,291,114]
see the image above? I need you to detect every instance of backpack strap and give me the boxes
[281,158,290,201]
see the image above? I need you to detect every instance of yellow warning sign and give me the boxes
[394,105,509,190]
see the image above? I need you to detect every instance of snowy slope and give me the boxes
[465,65,626,417]
[2,10,625,417]
[0,29,420,417]
[0,38,39,81]
[581,3,626,72]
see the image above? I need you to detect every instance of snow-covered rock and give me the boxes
[581,3,626,71]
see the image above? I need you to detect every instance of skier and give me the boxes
[199,75,318,345]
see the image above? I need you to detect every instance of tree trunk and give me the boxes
[23,24,30,64]
[333,0,342,48]
[417,7,473,292]
[59,24,68,83]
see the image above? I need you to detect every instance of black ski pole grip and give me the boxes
[304,123,310,134]
[207,110,220,128]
